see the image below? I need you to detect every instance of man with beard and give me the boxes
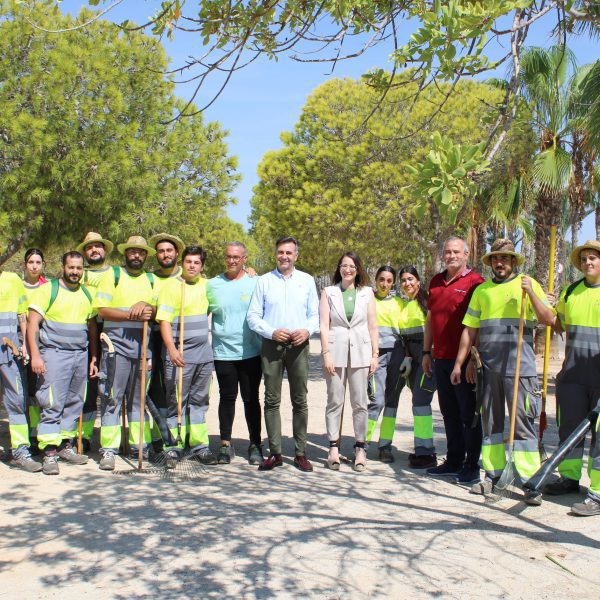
[450,239,555,504]
[27,252,98,475]
[93,236,157,470]
[147,233,185,452]
[76,232,114,451]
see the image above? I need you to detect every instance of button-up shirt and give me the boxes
[247,268,319,340]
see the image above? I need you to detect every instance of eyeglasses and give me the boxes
[225,255,245,262]
[340,264,357,271]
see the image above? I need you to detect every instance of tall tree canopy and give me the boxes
[249,75,535,276]
[0,0,243,269]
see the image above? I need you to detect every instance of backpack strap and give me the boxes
[146,272,155,289]
[113,265,121,288]
[47,278,59,312]
[564,278,585,304]
[80,284,92,304]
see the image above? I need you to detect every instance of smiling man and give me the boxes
[451,239,555,504]
[247,236,319,472]
[543,240,600,516]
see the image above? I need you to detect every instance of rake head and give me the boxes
[492,453,517,500]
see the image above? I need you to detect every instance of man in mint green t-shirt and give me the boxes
[207,241,263,465]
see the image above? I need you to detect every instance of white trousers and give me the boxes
[325,365,369,442]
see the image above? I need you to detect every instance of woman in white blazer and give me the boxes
[320,252,379,471]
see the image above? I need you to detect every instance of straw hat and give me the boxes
[76,232,114,255]
[116,235,156,256]
[481,238,524,267]
[148,233,185,255]
[570,240,600,272]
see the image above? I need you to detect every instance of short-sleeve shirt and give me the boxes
[93,267,156,358]
[0,272,27,365]
[374,294,402,349]
[29,281,95,352]
[462,274,553,376]
[207,273,262,361]
[156,277,212,364]
[556,279,600,387]
[428,269,484,359]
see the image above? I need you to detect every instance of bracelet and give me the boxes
[422,350,431,355]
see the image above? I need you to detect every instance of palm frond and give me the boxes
[532,147,573,193]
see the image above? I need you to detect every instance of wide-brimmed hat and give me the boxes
[76,232,114,255]
[481,238,524,267]
[148,233,185,255]
[116,235,156,256]
[570,239,600,272]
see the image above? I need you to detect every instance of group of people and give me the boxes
[0,232,598,517]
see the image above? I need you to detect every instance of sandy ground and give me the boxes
[1,338,599,599]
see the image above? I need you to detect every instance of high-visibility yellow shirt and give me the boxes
[29,280,95,351]
[462,274,552,376]
[0,272,27,364]
[156,276,212,364]
[374,294,402,349]
[556,279,600,386]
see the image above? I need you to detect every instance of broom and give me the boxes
[494,288,527,498]
[539,225,556,461]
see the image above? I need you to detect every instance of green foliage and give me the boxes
[0,1,241,268]
[405,133,489,222]
[250,75,535,275]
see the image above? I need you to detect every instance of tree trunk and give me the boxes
[0,229,31,267]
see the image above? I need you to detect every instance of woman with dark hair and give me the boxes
[396,266,437,468]
[22,248,48,453]
[23,249,48,298]
[320,252,379,472]
[366,265,404,461]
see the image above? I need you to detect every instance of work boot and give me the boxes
[523,488,543,506]
[58,444,89,465]
[455,464,481,485]
[409,453,437,469]
[152,439,164,454]
[378,447,394,463]
[470,476,498,496]
[217,444,232,465]
[99,451,115,471]
[543,476,580,495]
[13,454,42,473]
[248,444,264,465]
[193,448,218,465]
[42,453,60,476]
[571,496,600,517]
[426,459,460,477]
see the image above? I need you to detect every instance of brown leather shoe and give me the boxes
[258,453,283,471]
[294,455,313,472]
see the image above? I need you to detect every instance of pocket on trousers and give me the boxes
[523,381,541,419]
[35,377,52,409]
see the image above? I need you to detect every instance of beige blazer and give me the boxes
[324,285,374,368]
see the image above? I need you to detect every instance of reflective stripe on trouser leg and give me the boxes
[81,373,99,441]
[378,344,405,448]
[480,369,507,478]
[411,364,436,455]
[556,380,594,482]
[127,360,152,449]
[366,350,389,442]
[0,360,29,449]
[36,349,87,449]
[60,351,88,441]
[100,353,150,452]
[164,360,187,448]
[187,361,213,449]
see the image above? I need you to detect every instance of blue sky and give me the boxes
[57,1,598,240]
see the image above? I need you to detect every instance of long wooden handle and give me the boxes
[541,225,556,418]
[177,280,185,440]
[138,320,148,471]
[508,289,527,447]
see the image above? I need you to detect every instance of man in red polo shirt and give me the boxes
[422,236,484,484]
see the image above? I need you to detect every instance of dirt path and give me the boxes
[1,339,598,599]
